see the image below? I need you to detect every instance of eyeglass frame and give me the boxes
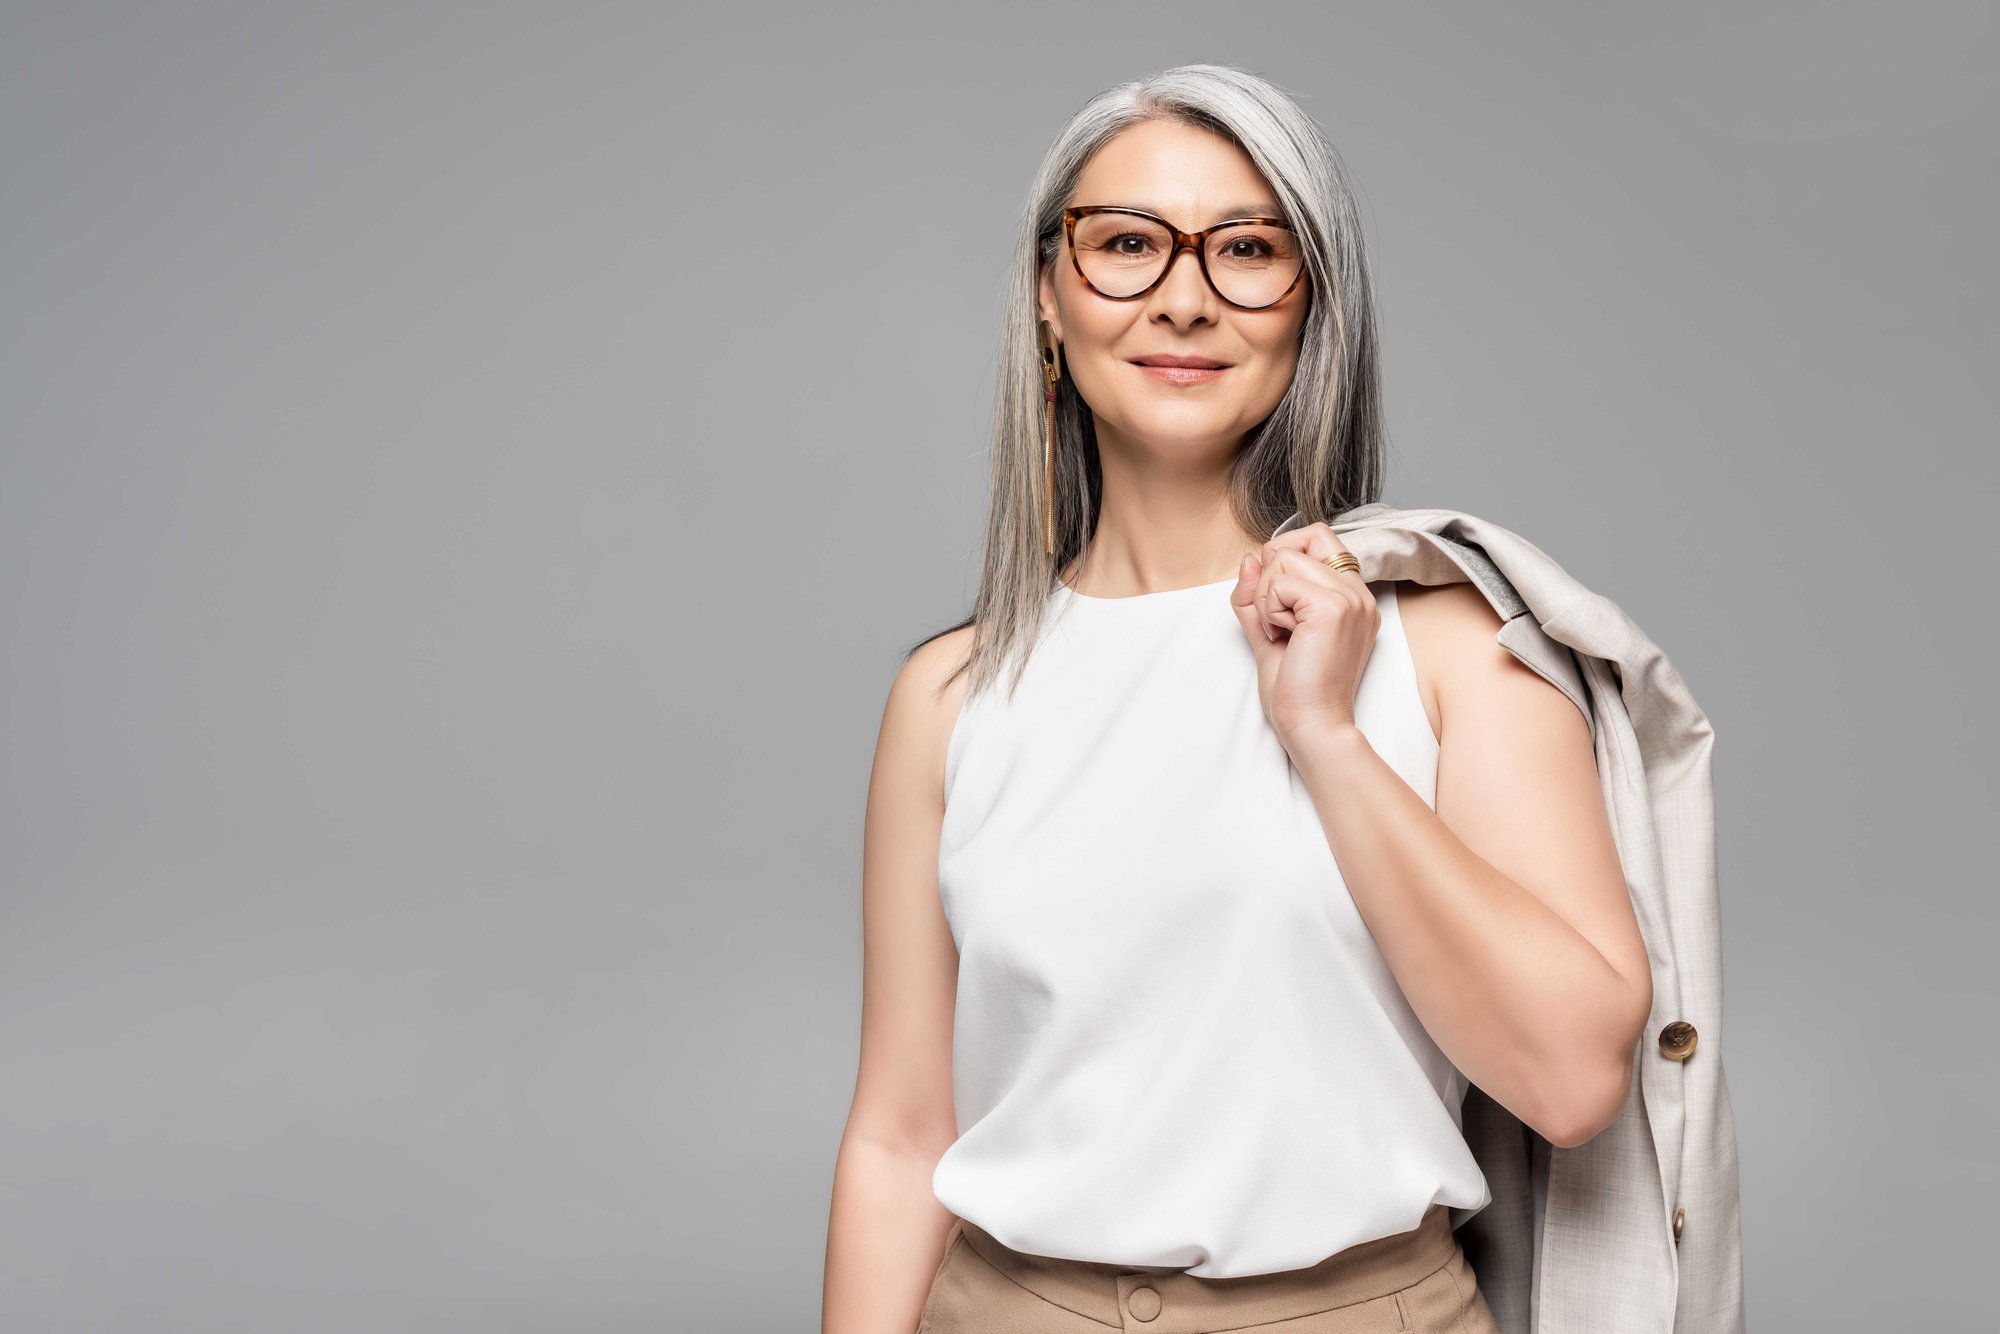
[1059,205,1309,311]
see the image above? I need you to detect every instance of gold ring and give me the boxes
[1321,553,1361,575]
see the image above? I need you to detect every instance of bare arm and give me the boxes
[1286,580,1650,1148]
[821,626,971,1333]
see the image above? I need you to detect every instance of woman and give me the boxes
[824,64,1651,1333]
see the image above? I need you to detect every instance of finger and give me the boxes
[1258,546,1346,629]
[1258,522,1330,558]
[1230,551,1280,646]
[1258,550,1299,633]
[1260,522,1367,590]
[1247,548,1303,638]
[1261,554,1375,629]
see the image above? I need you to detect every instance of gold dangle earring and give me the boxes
[1038,319,1062,555]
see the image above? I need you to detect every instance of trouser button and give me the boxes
[1126,1284,1162,1321]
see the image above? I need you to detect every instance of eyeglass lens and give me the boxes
[1072,213,1302,308]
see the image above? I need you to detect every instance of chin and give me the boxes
[1114,410,1248,449]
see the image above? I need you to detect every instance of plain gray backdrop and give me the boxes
[2,3,1994,1330]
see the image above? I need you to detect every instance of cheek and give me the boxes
[1254,337,1305,394]
[1067,298,1135,348]
[1238,352,1302,417]
[1262,324,1306,373]
[1062,317,1141,390]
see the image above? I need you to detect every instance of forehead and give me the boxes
[1071,119,1283,226]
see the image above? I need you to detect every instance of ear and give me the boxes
[1036,260,1060,337]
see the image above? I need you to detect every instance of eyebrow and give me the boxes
[1097,202,1288,225]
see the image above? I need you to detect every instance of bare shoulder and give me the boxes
[1393,576,1589,740]
[1394,577,1504,636]
[1389,579,1505,744]
[879,623,978,804]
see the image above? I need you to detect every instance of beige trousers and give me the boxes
[916,1203,1502,1333]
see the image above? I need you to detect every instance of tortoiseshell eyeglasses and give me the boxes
[1061,205,1308,311]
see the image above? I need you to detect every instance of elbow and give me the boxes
[1538,1045,1640,1150]
[1541,968,1651,1149]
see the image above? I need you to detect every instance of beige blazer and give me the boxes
[1274,503,1746,1334]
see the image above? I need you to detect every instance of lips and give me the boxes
[1132,355,1231,385]
[1131,355,1231,369]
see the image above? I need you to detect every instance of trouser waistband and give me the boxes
[954,1203,1459,1330]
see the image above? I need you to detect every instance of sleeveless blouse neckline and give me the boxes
[1052,574,1241,607]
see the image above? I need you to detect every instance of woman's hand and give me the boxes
[1229,522,1379,751]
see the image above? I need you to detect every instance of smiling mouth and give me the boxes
[1132,362,1230,383]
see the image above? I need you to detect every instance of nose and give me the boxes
[1148,242,1221,323]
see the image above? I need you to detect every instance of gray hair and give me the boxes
[917,63,1386,702]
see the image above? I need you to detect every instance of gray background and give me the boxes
[1,2,1993,1330]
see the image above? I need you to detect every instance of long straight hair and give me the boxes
[919,63,1387,701]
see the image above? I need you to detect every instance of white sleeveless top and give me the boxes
[931,575,1492,1278]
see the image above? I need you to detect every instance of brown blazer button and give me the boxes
[1658,1021,1698,1061]
[1673,1205,1685,1243]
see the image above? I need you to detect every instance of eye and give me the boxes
[1105,231,1158,255]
